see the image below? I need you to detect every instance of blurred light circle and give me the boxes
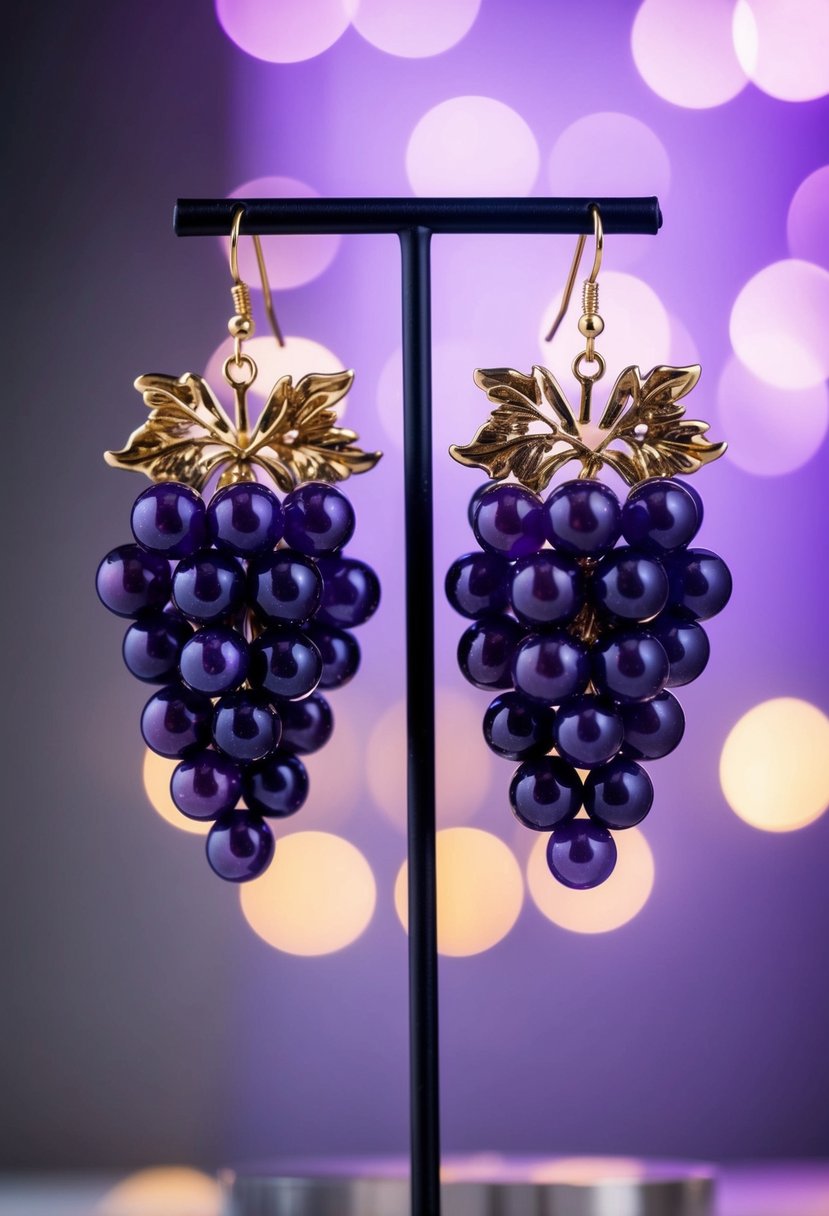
[406,97,539,197]
[240,831,376,955]
[733,0,829,101]
[97,1166,222,1215]
[224,176,341,289]
[142,750,210,837]
[394,828,524,956]
[298,709,363,830]
[720,698,829,831]
[669,313,700,367]
[718,354,828,475]
[527,824,654,934]
[215,0,351,63]
[787,166,829,269]
[376,340,481,452]
[531,1158,646,1184]
[367,689,494,829]
[729,260,829,389]
[548,112,671,198]
[349,0,481,57]
[205,336,346,411]
[632,0,747,107]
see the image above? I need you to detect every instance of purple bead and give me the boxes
[445,551,511,619]
[621,691,685,760]
[584,758,653,830]
[140,684,212,758]
[304,623,361,690]
[249,629,322,701]
[621,477,701,555]
[650,614,710,687]
[473,484,546,559]
[457,616,525,690]
[512,631,589,704]
[676,479,704,528]
[510,552,583,626]
[212,692,281,763]
[243,751,309,817]
[279,693,334,755]
[171,549,245,623]
[171,750,242,819]
[509,756,582,830]
[207,483,284,556]
[593,547,669,622]
[131,483,206,558]
[482,692,555,761]
[544,479,621,557]
[179,627,249,695]
[592,631,670,703]
[122,613,192,683]
[96,544,171,618]
[206,810,274,882]
[467,480,499,528]
[546,821,617,889]
[316,557,381,628]
[555,695,624,769]
[282,482,355,555]
[665,548,732,621]
[248,550,323,625]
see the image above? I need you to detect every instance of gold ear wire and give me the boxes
[229,205,285,348]
[544,203,603,344]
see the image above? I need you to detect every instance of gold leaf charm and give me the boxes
[450,363,725,489]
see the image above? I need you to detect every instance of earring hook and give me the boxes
[544,204,603,343]
[229,206,285,348]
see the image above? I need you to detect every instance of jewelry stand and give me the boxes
[175,198,711,1216]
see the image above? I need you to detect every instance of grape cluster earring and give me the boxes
[446,206,732,890]
[96,208,382,882]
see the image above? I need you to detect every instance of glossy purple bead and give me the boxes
[621,477,701,555]
[140,684,212,758]
[212,692,281,763]
[457,616,525,690]
[666,548,732,621]
[467,480,499,528]
[676,479,704,528]
[206,810,274,882]
[171,549,245,623]
[282,482,355,555]
[243,751,309,817]
[592,631,670,703]
[584,758,653,830]
[131,483,206,558]
[510,551,583,626]
[171,750,242,820]
[512,631,589,704]
[279,693,334,755]
[544,479,621,557]
[316,557,381,628]
[482,692,555,761]
[650,614,710,687]
[472,484,545,559]
[593,547,669,622]
[96,544,171,618]
[546,821,617,889]
[621,691,685,760]
[207,483,284,556]
[249,629,322,701]
[555,695,624,769]
[249,550,323,625]
[304,623,361,690]
[445,551,511,619]
[122,613,192,683]
[509,756,582,830]
[179,627,249,695]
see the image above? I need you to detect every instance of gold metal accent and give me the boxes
[544,205,603,344]
[229,206,284,348]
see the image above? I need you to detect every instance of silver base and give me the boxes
[224,1155,715,1216]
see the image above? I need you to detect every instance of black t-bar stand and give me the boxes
[174,196,663,1216]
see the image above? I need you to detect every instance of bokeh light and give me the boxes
[733,0,829,101]
[97,1166,222,1215]
[215,0,351,64]
[366,690,494,830]
[297,709,363,830]
[205,335,346,409]
[240,831,376,955]
[142,750,210,837]
[787,166,829,270]
[406,97,539,197]
[632,0,747,108]
[530,1158,646,1184]
[225,176,341,290]
[720,698,829,832]
[376,340,481,453]
[349,0,481,57]
[526,824,654,934]
[547,112,671,198]
[717,354,828,476]
[394,827,524,957]
[729,260,829,389]
[669,313,700,367]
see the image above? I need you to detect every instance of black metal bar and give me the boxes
[399,226,440,1216]
[174,196,662,236]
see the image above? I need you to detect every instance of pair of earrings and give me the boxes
[97,205,731,892]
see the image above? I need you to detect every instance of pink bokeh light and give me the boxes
[733,0,829,101]
[729,259,829,389]
[632,0,747,108]
[225,176,341,291]
[215,0,351,63]
[787,166,829,270]
[349,0,481,58]
[717,355,828,476]
[406,97,539,197]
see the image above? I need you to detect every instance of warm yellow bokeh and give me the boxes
[720,697,829,831]
[526,826,654,934]
[142,749,209,836]
[395,828,524,957]
[530,1157,646,1184]
[97,1166,222,1216]
[240,831,376,955]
